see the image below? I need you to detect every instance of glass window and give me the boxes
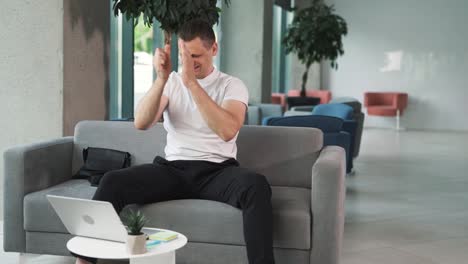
[271,5,293,94]
[133,16,155,113]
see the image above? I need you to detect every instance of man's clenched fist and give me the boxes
[154,44,171,80]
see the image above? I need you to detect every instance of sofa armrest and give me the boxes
[363,92,380,107]
[393,93,408,112]
[246,105,261,125]
[258,103,283,118]
[310,146,346,264]
[3,137,74,252]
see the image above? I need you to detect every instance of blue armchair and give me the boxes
[328,98,365,158]
[311,104,357,173]
[289,99,364,158]
[264,115,352,173]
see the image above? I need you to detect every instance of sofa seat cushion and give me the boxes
[138,186,311,250]
[24,181,311,250]
[24,180,96,233]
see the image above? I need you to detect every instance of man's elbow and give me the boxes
[220,134,235,142]
[219,128,239,142]
[134,120,149,130]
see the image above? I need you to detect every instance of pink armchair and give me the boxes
[364,92,408,130]
[271,93,287,111]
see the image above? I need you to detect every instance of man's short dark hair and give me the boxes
[178,19,216,49]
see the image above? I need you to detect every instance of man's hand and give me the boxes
[179,40,197,88]
[154,44,171,80]
[135,44,171,130]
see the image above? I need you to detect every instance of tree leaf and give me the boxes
[112,0,224,31]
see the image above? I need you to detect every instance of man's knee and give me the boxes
[93,169,128,199]
[240,171,272,197]
[99,170,125,189]
[254,174,272,196]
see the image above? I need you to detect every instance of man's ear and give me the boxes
[212,42,218,56]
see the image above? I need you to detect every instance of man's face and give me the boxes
[181,37,218,79]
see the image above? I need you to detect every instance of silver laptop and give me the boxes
[47,195,128,243]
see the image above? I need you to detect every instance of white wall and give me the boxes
[63,0,109,136]
[323,0,468,131]
[0,1,63,220]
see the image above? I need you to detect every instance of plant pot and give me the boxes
[287,96,321,109]
[126,233,147,255]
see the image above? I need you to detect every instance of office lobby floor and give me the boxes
[1,128,467,263]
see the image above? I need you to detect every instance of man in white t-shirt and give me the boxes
[75,20,275,264]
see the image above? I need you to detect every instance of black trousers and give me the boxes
[74,156,275,264]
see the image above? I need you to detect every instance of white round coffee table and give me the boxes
[67,228,187,264]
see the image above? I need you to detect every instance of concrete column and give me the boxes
[63,0,110,136]
[220,0,274,104]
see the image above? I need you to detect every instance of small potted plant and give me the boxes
[122,209,148,255]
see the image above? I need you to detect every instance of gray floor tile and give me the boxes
[342,129,468,261]
[341,247,440,264]
[344,210,468,251]
[395,238,468,264]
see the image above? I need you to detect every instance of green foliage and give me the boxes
[134,16,153,53]
[112,0,230,34]
[283,2,347,94]
[122,209,147,235]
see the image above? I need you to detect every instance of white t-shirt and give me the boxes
[162,68,249,163]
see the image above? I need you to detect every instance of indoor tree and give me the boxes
[283,0,348,97]
[112,0,231,43]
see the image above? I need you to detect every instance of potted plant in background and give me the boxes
[123,209,148,255]
[112,0,231,44]
[283,0,348,108]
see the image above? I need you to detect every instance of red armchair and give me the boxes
[271,93,287,111]
[364,92,408,130]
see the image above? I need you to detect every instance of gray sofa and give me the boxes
[3,120,345,264]
[245,104,283,125]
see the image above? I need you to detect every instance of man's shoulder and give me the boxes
[217,70,244,86]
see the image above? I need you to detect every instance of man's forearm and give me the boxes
[134,78,167,130]
[188,83,241,141]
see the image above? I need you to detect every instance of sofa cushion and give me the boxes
[24,180,311,250]
[23,180,96,233]
[73,121,322,189]
[311,103,354,120]
[139,186,311,250]
[329,97,362,113]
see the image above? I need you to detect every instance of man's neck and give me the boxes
[197,66,215,79]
